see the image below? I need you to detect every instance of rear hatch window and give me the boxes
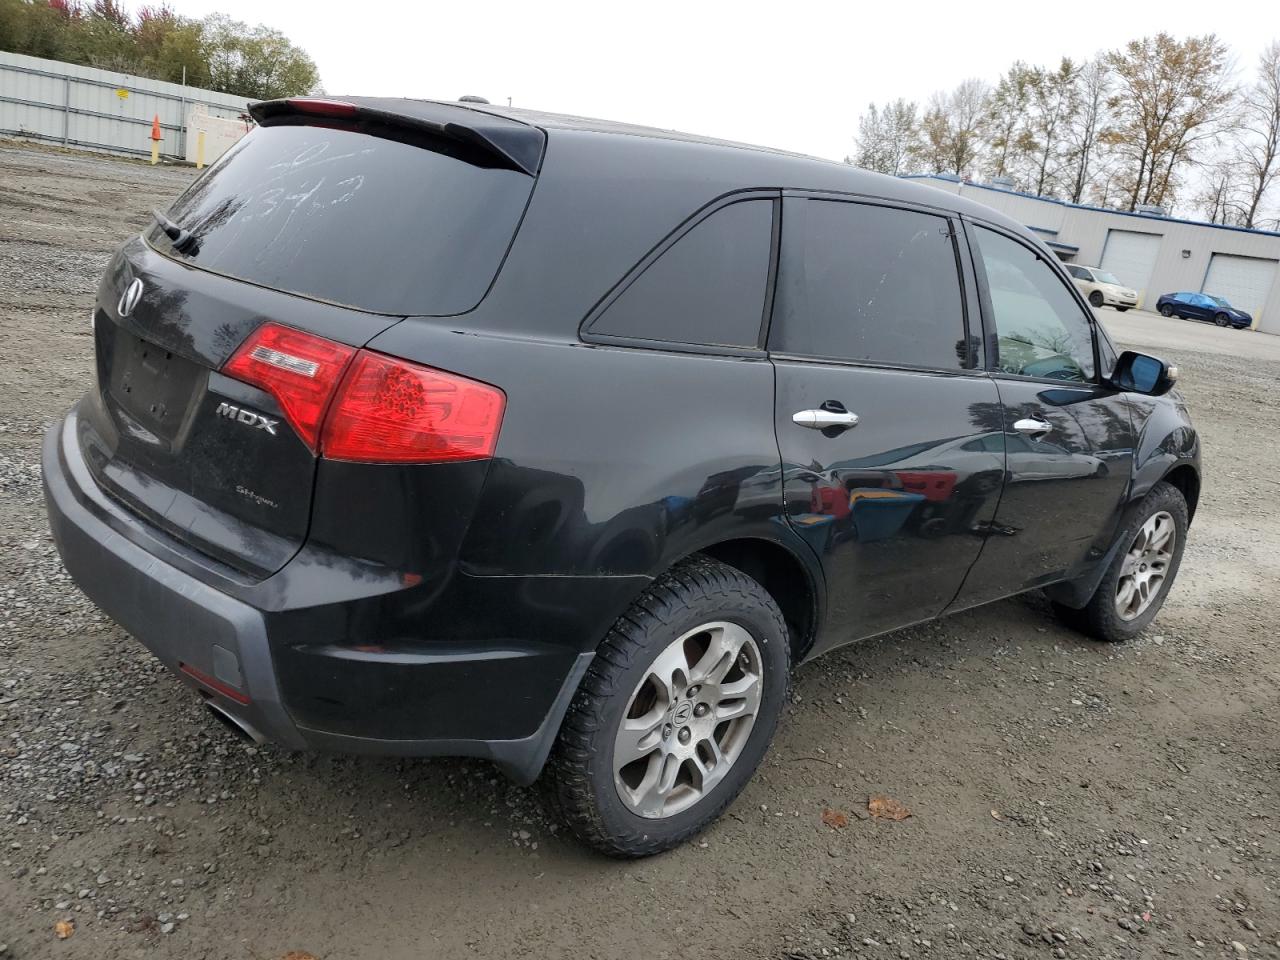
[147,118,537,316]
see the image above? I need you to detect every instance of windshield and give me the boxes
[1209,295,1232,307]
[148,124,535,316]
[1096,271,1121,284]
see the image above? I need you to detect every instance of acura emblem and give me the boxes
[118,278,144,317]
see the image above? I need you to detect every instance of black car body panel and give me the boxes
[44,98,1200,783]
[86,238,404,578]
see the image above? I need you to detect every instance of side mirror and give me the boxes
[1110,350,1179,396]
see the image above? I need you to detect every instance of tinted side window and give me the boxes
[589,200,772,348]
[770,199,967,369]
[1066,265,1087,280]
[972,226,1096,382]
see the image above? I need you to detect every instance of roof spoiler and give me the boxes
[249,98,544,176]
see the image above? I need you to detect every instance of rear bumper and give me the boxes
[42,410,595,783]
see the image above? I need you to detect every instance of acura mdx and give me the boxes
[43,97,1200,857]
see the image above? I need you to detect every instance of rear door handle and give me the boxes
[793,408,860,430]
[1013,416,1052,439]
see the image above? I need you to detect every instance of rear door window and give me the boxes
[587,199,773,348]
[769,199,969,369]
[149,124,536,316]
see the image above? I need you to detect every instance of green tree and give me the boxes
[0,1,319,99]
[203,13,319,101]
[134,5,210,87]
[0,0,75,61]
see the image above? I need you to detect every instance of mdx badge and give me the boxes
[215,402,279,436]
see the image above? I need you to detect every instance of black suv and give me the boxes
[44,97,1199,857]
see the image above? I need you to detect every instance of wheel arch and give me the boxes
[694,535,825,663]
[1161,462,1200,523]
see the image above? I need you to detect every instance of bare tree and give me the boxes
[984,63,1035,183]
[915,79,989,177]
[853,99,920,176]
[1193,160,1245,223]
[1063,59,1109,203]
[852,103,889,171]
[1025,58,1081,196]
[1237,41,1280,228]
[1104,33,1235,211]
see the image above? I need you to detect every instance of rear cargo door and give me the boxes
[82,108,541,578]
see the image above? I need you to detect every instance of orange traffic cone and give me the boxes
[150,114,161,141]
[150,114,161,164]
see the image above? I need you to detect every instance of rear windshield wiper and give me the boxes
[151,210,200,255]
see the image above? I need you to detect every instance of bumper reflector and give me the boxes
[179,661,251,705]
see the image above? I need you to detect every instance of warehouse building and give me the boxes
[909,174,1280,335]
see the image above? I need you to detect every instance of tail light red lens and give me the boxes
[221,323,505,463]
[321,350,506,463]
[222,323,356,452]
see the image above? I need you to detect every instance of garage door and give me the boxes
[1202,254,1277,325]
[1099,230,1162,308]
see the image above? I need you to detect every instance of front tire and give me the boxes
[1088,290,1105,308]
[1052,481,1188,642]
[1214,312,1230,327]
[1115,306,1130,312]
[544,557,790,857]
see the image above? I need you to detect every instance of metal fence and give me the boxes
[0,50,253,160]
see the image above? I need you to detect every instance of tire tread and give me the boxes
[1053,481,1188,642]
[543,556,790,858]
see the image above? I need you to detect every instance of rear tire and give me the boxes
[1088,290,1105,308]
[1159,304,1173,317]
[1051,481,1188,642]
[544,556,790,857]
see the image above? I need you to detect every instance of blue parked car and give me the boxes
[1156,291,1253,329]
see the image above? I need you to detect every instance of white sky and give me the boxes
[153,0,1270,165]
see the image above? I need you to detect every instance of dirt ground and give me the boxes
[1,140,1277,960]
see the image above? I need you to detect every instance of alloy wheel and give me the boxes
[1115,510,1176,621]
[613,621,762,819]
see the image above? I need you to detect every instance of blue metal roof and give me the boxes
[902,175,1280,240]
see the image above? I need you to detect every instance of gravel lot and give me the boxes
[1,140,1278,960]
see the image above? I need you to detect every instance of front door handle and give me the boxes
[1013,416,1052,439]
[793,408,860,430]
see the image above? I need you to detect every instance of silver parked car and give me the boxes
[1066,264,1139,311]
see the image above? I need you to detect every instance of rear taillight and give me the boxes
[221,324,505,463]
[223,323,356,452]
[322,350,505,463]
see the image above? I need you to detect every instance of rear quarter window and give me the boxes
[149,124,535,316]
[586,199,774,349]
